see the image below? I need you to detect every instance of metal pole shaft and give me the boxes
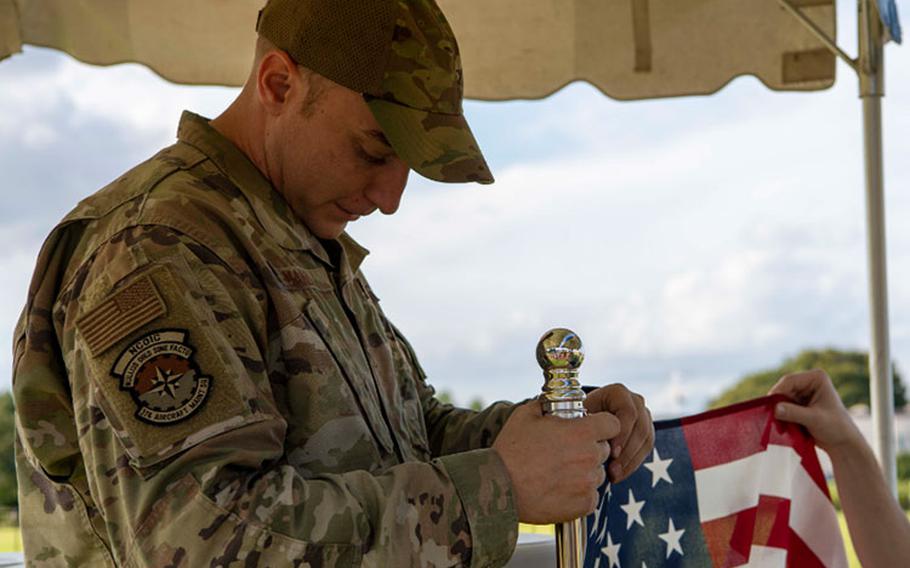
[548,401,587,568]
[555,516,585,567]
[537,329,588,568]
[858,0,897,494]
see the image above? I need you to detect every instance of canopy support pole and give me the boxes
[858,0,897,495]
[780,0,897,495]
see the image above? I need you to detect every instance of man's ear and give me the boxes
[256,49,299,115]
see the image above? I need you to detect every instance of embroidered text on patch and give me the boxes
[111,329,211,425]
[77,274,166,356]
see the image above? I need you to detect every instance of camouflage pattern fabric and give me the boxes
[257,0,495,185]
[365,0,495,185]
[13,111,518,567]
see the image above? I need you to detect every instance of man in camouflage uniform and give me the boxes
[13,0,654,566]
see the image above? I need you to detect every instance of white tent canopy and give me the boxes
[0,0,901,492]
[445,0,836,100]
[0,0,261,86]
[2,0,836,99]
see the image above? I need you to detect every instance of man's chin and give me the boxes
[310,222,347,240]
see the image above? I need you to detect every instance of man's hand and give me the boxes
[584,384,654,483]
[768,369,865,458]
[493,401,620,524]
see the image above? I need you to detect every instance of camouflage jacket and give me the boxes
[13,112,518,567]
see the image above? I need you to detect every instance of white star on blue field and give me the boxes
[585,426,711,567]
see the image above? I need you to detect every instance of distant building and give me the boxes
[816,405,910,478]
[848,404,910,453]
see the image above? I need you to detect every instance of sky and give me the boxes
[1,4,908,418]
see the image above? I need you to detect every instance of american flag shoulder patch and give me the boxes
[76,274,167,357]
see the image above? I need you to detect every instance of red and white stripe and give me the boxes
[682,399,847,568]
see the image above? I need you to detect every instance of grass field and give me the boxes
[837,515,860,568]
[0,527,20,553]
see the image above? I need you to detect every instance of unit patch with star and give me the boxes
[111,329,211,425]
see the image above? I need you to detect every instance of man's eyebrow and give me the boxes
[366,129,393,149]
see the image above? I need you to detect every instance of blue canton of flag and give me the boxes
[584,421,711,568]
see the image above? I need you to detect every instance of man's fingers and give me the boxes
[596,440,612,465]
[594,463,608,489]
[598,384,638,451]
[584,410,621,441]
[607,412,655,483]
[583,385,654,483]
[612,434,653,482]
[618,412,654,470]
[612,391,649,462]
[544,411,618,456]
[607,460,622,482]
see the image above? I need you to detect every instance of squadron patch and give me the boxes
[111,329,211,425]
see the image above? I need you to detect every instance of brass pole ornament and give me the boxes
[536,328,587,567]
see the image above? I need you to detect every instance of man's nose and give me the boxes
[365,159,409,215]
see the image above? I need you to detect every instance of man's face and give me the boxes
[267,77,410,240]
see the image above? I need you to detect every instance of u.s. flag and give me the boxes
[584,395,847,567]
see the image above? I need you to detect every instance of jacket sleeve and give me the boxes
[387,325,521,458]
[55,226,517,568]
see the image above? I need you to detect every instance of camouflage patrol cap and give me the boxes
[257,0,494,184]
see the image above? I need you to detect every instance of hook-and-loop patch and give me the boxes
[111,329,211,425]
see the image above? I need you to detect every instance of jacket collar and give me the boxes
[176,111,369,273]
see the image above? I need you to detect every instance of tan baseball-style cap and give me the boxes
[257,0,494,184]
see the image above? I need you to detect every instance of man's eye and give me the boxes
[358,148,388,166]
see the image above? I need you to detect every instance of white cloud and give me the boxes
[350,68,900,407]
[0,48,237,148]
[21,123,59,149]
[648,371,689,417]
[0,231,43,392]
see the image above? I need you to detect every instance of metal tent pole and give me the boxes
[858,0,897,494]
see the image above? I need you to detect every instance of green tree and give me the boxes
[709,348,907,410]
[436,390,486,411]
[437,390,454,405]
[0,392,16,508]
[898,453,910,481]
[468,397,485,412]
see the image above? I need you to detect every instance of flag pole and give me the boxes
[858,0,897,494]
[537,328,587,567]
